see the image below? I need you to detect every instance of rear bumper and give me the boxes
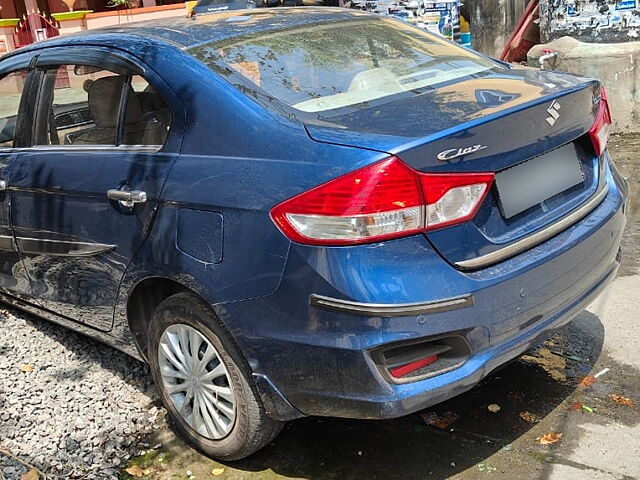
[219,160,626,420]
[296,260,618,419]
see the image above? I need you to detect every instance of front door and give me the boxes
[0,61,37,300]
[8,47,183,330]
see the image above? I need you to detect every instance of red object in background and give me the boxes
[13,13,60,49]
[500,0,540,63]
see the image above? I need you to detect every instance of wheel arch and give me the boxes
[125,275,304,422]
[126,276,194,359]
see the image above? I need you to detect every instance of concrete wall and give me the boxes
[529,37,640,132]
[465,0,529,57]
[533,1,640,133]
[540,0,640,43]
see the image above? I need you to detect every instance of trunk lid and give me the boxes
[304,68,602,267]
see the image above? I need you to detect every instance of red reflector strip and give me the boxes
[389,355,438,378]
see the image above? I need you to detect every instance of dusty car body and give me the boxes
[0,8,626,459]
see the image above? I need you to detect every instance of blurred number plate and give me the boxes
[495,143,584,219]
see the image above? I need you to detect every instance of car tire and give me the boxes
[147,292,283,460]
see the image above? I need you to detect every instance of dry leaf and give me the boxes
[20,469,39,480]
[508,390,526,402]
[211,468,225,476]
[19,364,34,373]
[125,465,146,478]
[519,411,539,423]
[568,401,583,410]
[611,394,634,407]
[539,433,563,445]
[578,375,595,388]
[420,411,459,429]
[488,404,501,413]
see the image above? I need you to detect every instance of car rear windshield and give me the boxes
[190,16,501,115]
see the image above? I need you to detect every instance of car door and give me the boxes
[0,56,38,301]
[8,47,184,331]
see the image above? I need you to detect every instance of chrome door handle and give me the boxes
[107,189,147,207]
[0,180,7,191]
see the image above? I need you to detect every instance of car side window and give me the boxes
[33,64,171,148]
[123,75,171,146]
[0,70,29,148]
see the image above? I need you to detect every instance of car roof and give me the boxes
[5,7,373,56]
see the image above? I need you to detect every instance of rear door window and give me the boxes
[32,64,171,148]
[123,75,172,146]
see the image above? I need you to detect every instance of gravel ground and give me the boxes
[0,307,161,479]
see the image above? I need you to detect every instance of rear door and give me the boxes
[9,46,184,330]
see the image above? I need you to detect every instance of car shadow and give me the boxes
[151,310,605,480]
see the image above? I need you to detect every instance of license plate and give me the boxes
[495,143,584,219]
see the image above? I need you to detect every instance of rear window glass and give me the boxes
[190,17,500,115]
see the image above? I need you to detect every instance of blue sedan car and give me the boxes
[0,8,626,460]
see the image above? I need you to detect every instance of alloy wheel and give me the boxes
[158,323,236,439]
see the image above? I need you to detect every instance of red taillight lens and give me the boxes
[270,157,494,246]
[589,85,612,157]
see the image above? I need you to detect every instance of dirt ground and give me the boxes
[122,135,640,480]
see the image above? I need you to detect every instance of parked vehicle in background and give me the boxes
[0,8,626,460]
[192,0,257,14]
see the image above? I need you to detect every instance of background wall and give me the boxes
[540,0,640,43]
[465,0,529,56]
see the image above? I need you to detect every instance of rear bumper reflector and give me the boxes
[390,355,438,378]
[376,336,471,383]
[309,293,474,317]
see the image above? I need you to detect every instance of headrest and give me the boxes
[87,76,142,128]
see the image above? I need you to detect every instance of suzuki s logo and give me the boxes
[437,144,488,162]
[546,100,561,126]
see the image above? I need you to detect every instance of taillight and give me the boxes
[589,85,612,157]
[270,157,494,246]
[420,173,495,230]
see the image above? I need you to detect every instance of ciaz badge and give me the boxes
[437,144,488,162]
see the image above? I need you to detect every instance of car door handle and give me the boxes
[0,180,7,191]
[107,189,147,207]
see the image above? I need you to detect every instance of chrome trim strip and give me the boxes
[455,185,610,270]
[0,145,162,154]
[15,237,116,257]
[309,293,474,317]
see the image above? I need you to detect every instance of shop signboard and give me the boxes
[420,1,459,39]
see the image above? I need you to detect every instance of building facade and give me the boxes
[0,0,184,18]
